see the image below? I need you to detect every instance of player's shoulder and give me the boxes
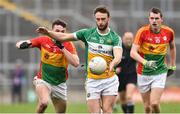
[161,24,174,33]
[63,41,75,47]
[136,24,150,34]
[139,24,150,31]
[76,27,96,35]
[80,27,96,32]
[109,28,120,37]
[31,35,50,42]
[86,27,96,33]
[37,35,49,39]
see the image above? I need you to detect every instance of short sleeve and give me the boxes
[64,42,77,54]
[30,36,48,48]
[113,33,122,48]
[134,28,144,46]
[75,29,88,42]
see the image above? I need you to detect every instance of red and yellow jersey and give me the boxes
[31,36,77,85]
[134,24,174,75]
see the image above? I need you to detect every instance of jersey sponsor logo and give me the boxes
[88,42,113,56]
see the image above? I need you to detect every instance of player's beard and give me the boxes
[97,22,108,31]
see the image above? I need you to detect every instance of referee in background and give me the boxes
[114,32,137,113]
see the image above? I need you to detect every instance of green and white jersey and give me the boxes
[74,27,122,79]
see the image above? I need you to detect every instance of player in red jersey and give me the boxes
[130,8,176,113]
[16,19,79,113]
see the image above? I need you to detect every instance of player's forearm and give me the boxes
[169,46,176,66]
[48,31,75,42]
[130,49,145,64]
[48,31,65,42]
[61,48,79,67]
[114,48,123,66]
[110,48,122,71]
[112,55,121,67]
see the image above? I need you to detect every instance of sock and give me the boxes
[121,104,127,113]
[126,102,134,113]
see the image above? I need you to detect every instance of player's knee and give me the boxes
[102,105,113,113]
[39,101,48,109]
[151,103,159,111]
[126,95,133,102]
[144,106,151,113]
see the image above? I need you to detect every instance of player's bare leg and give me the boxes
[87,99,102,113]
[126,83,136,113]
[119,91,127,112]
[101,95,117,113]
[51,97,66,113]
[150,88,164,113]
[35,84,50,113]
[141,91,151,113]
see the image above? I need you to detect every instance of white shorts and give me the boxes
[137,73,167,93]
[33,76,67,100]
[85,75,119,100]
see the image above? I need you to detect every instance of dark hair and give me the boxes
[149,7,163,17]
[94,6,110,17]
[52,19,67,28]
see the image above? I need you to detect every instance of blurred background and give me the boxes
[0,0,180,110]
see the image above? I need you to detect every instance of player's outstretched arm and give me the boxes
[36,27,76,42]
[16,40,32,49]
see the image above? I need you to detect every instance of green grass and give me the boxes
[0,102,180,113]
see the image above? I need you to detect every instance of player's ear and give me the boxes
[161,17,163,23]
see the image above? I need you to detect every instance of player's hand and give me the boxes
[167,66,176,77]
[36,27,49,35]
[143,60,157,70]
[115,67,122,74]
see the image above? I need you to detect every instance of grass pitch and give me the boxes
[0,102,180,113]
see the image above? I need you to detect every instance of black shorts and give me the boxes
[118,72,137,92]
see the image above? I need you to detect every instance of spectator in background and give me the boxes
[130,7,176,113]
[11,59,25,103]
[114,32,137,113]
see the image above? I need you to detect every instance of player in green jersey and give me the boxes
[36,6,122,113]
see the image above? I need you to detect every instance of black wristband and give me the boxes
[19,42,32,49]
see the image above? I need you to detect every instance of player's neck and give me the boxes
[151,27,161,34]
[97,27,110,35]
